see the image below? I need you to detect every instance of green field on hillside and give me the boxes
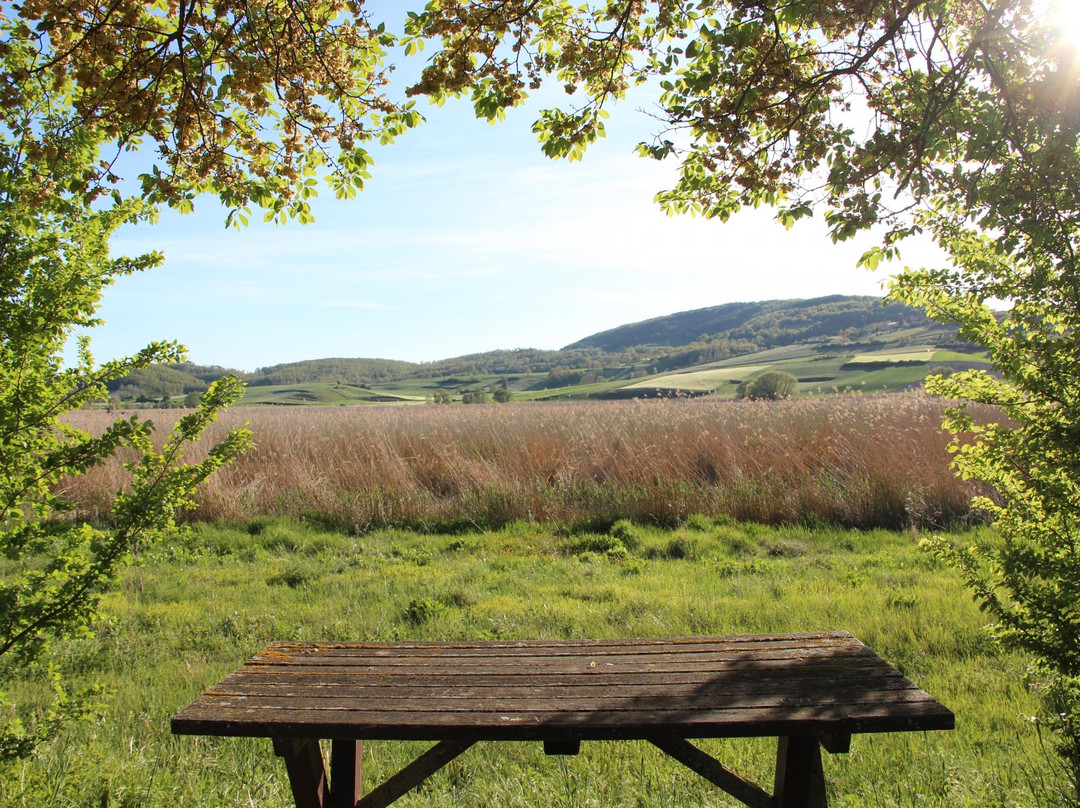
[931,350,992,363]
[625,365,768,391]
[514,378,628,401]
[0,518,1058,807]
[238,382,424,406]
[848,350,935,364]
[613,342,990,399]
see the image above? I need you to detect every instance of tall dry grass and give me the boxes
[61,393,995,531]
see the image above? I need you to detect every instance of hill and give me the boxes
[104,295,986,406]
[565,295,932,352]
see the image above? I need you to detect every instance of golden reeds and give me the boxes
[61,393,993,530]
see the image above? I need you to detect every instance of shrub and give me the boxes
[736,370,798,401]
[405,597,442,625]
[608,519,641,550]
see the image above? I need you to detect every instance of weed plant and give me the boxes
[0,518,1058,807]
[62,394,994,532]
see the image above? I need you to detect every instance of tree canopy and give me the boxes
[0,0,422,223]
[404,1,1075,241]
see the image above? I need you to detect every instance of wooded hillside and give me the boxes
[105,295,956,402]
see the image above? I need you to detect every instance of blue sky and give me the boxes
[94,46,938,372]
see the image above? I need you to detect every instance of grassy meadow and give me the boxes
[0,518,1060,807]
[5,392,1059,806]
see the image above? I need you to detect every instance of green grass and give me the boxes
[931,350,992,364]
[0,518,1063,807]
[608,343,990,399]
[624,365,768,391]
[709,344,822,367]
[375,373,550,399]
[239,382,424,406]
[514,379,629,401]
[848,350,934,364]
[793,364,942,395]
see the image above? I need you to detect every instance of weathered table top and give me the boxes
[171,631,953,742]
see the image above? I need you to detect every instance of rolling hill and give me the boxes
[564,295,932,351]
[105,295,988,406]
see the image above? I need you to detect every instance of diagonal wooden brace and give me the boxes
[649,737,773,808]
[356,739,475,808]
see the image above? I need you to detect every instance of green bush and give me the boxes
[735,370,798,401]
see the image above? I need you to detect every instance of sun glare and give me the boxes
[1049,1,1080,46]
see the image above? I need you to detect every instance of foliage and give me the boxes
[893,226,1080,796]
[735,370,798,401]
[0,0,421,223]
[0,0,408,758]
[460,389,490,404]
[0,184,253,758]
[407,0,1080,792]
[107,364,221,402]
[247,357,416,388]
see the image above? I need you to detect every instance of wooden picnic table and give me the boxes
[172,631,953,808]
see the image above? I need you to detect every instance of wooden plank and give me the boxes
[187,687,941,716]
[246,645,880,671]
[250,635,867,655]
[254,634,857,659]
[221,662,910,687]
[174,698,955,741]
[217,661,905,690]
[239,657,884,679]
[238,661,893,678]
[203,674,920,695]
[177,694,948,730]
[818,734,851,754]
[254,632,853,656]
[543,740,580,755]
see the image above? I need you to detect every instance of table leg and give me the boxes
[773,736,828,808]
[329,740,363,808]
[273,738,329,808]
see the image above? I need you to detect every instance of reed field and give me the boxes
[62,394,995,533]
[0,519,1059,807]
